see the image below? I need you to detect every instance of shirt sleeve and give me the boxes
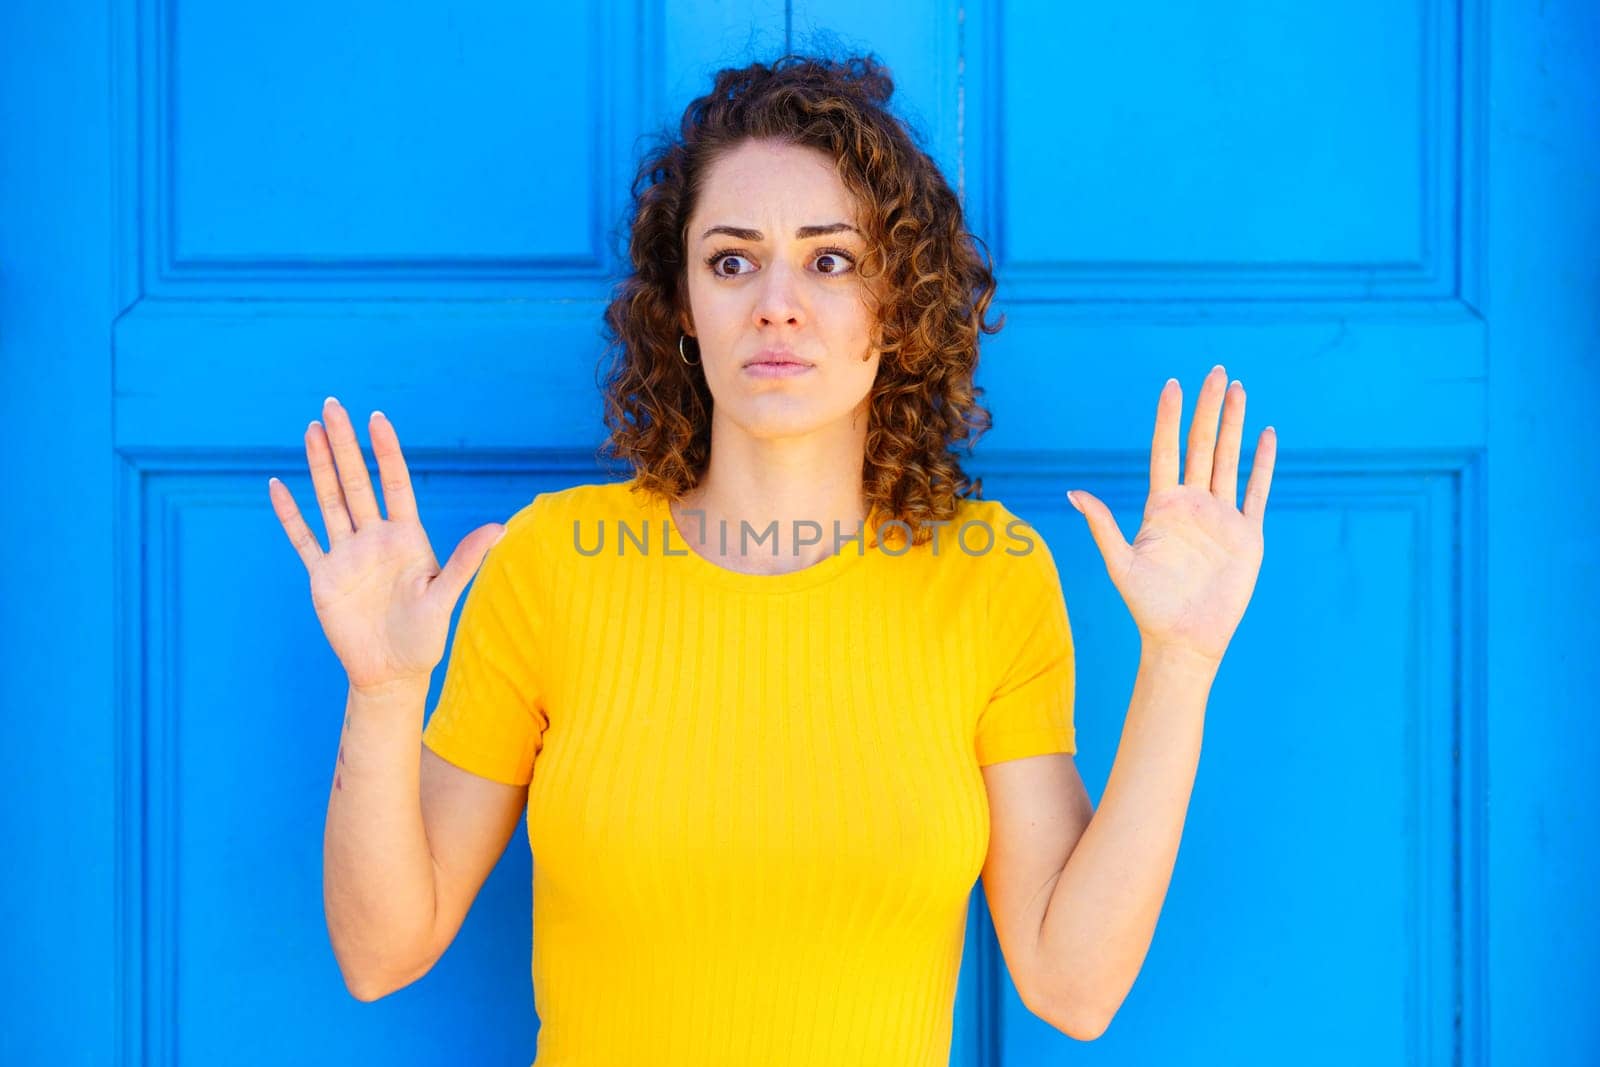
[421,496,550,786]
[974,519,1077,766]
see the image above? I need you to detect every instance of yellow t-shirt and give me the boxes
[421,476,1076,1066]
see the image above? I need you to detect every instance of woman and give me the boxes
[269,53,1276,1065]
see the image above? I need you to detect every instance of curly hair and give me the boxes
[597,51,1003,546]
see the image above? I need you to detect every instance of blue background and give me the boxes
[1,1,1596,1063]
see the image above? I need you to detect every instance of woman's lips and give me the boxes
[743,361,813,378]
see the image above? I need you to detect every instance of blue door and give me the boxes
[3,1,1595,1064]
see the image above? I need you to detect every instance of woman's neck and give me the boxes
[673,450,870,575]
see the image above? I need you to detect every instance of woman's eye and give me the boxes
[814,251,854,275]
[710,253,753,276]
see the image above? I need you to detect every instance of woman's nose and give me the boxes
[753,260,803,325]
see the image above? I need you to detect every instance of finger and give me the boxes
[306,419,355,545]
[1242,426,1278,524]
[267,476,326,572]
[321,396,383,530]
[430,523,509,613]
[1068,490,1134,587]
[1211,380,1246,508]
[1150,379,1183,495]
[1183,365,1228,490]
[369,410,419,525]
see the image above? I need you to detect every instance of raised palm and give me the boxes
[267,397,506,693]
[1068,365,1277,666]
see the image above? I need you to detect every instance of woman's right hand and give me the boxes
[267,396,506,695]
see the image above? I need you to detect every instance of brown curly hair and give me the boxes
[597,51,1003,546]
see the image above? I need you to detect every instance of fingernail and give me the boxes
[1067,491,1084,514]
[324,395,339,409]
[371,409,385,421]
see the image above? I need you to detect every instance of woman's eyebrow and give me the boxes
[699,223,861,242]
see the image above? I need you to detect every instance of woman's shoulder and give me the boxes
[500,477,645,549]
[948,493,1015,527]
[531,477,642,516]
[941,493,1045,548]
[934,493,1061,583]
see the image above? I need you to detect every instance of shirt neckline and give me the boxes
[629,478,884,595]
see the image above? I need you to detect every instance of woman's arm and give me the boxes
[1029,640,1217,1039]
[1042,367,1274,1036]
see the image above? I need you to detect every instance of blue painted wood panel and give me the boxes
[1,0,1596,1064]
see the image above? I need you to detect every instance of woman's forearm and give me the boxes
[1034,640,1219,1038]
[322,677,440,1000]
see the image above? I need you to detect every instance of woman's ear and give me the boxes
[673,273,697,336]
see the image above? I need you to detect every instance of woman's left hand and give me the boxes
[1067,365,1277,668]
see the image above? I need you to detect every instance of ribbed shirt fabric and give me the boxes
[420,476,1076,1067]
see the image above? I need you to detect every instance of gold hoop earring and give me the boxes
[678,335,700,366]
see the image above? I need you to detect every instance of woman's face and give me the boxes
[679,138,881,441]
